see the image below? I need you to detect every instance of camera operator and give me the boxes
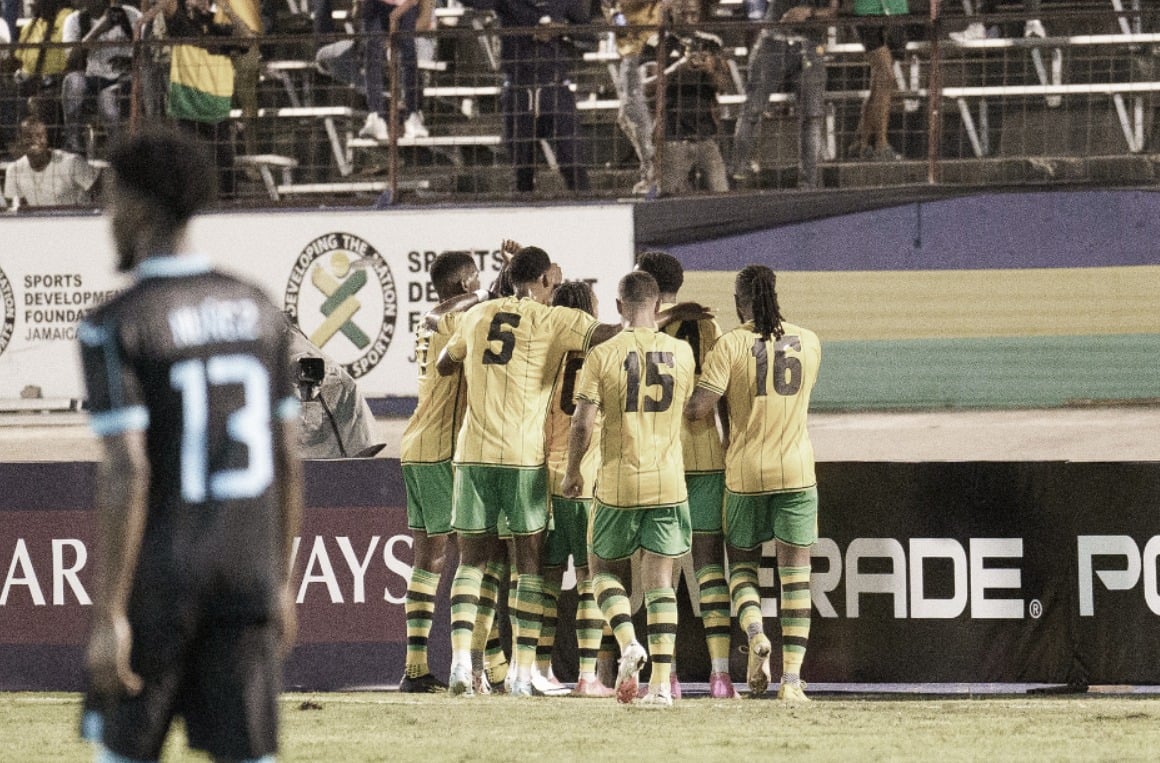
[655,0,732,195]
[287,322,381,460]
[60,0,140,155]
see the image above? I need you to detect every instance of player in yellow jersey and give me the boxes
[636,250,734,699]
[397,251,480,692]
[685,265,821,703]
[436,246,616,697]
[541,281,616,698]
[563,271,697,708]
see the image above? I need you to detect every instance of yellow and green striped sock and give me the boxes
[645,587,678,694]
[575,578,603,677]
[404,567,440,678]
[537,576,562,675]
[592,572,637,650]
[449,565,484,664]
[779,565,811,680]
[730,560,764,639]
[695,563,732,673]
[512,573,544,677]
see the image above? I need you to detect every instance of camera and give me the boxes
[297,357,326,385]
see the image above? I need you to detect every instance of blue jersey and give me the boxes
[78,254,297,622]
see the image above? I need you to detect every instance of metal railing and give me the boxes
[0,3,1157,209]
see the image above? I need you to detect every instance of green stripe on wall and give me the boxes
[813,334,1160,410]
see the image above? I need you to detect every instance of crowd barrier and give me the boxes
[1,4,1158,207]
[3,458,1160,691]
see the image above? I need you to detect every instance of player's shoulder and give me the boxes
[782,321,820,345]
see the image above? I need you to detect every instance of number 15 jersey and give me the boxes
[574,327,695,509]
[697,320,821,495]
[445,296,599,468]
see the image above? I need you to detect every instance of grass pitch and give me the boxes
[6,690,1160,762]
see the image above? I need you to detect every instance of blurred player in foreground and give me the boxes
[78,126,302,760]
[563,271,697,708]
[685,265,820,702]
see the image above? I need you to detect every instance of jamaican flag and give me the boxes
[167,43,234,123]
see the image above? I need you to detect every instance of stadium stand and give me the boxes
[0,0,1157,205]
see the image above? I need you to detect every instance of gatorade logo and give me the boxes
[284,233,398,379]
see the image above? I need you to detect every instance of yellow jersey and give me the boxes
[446,296,599,467]
[659,304,725,475]
[575,327,696,509]
[544,351,600,498]
[697,320,821,494]
[400,312,466,464]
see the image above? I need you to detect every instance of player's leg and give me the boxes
[688,471,734,698]
[448,465,504,695]
[637,502,692,707]
[535,563,570,694]
[504,466,550,695]
[589,500,645,703]
[772,487,819,703]
[400,461,453,692]
[470,539,508,693]
[724,490,775,697]
[559,497,614,697]
[184,623,280,762]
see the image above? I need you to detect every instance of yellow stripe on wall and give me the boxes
[685,266,1160,341]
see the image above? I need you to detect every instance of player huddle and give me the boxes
[399,245,822,707]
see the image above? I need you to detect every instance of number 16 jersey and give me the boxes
[697,320,821,495]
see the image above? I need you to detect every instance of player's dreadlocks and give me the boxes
[736,264,785,341]
[551,281,597,317]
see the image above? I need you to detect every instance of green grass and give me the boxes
[7,691,1160,762]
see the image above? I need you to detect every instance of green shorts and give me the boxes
[723,487,818,551]
[686,471,725,535]
[589,500,691,562]
[402,461,454,536]
[545,497,592,568]
[452,463,548,535]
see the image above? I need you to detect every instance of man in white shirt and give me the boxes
[61,0,141,154]
[3,116,101,208]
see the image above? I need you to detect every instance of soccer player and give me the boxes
[541,281,615,698]
[684,264,821,702]
[636,250,734,699]
[397,251,481,692]
[78,126,302,760]
[436,246,614,697]
[562,271,697,708]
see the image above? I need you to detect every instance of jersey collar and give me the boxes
[136,253,213,280]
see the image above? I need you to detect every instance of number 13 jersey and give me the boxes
[697,320,821,495]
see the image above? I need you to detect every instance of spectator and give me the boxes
[657,4,731,195]
[602,0,662,194]
[730,0,839,189]
[3,114,100,208]
[3,0,74,155]
[138,0,254,197]
[950,0,1046,41]
[60,0,140,155]
[357,0,428,141]
[1,0,16,50]
[467,0,591,193]
[229,0,262,156]
[848,0,908,161]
